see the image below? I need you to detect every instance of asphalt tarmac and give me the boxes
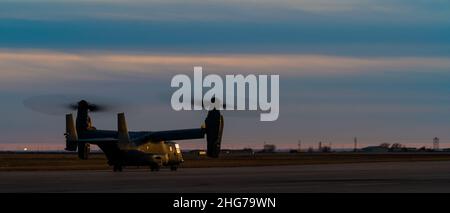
[1,161,450,192]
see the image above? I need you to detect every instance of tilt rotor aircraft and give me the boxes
[64,99,224,172]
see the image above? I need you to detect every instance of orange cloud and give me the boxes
[1,50,450,84]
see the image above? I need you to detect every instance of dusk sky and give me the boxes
[1,0,450,150]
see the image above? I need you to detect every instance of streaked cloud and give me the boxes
[1,0,449,23]
[1,1,449,57]
[1,50,450,86]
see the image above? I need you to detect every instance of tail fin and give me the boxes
[117,113,130,144]
[65,114,78,151]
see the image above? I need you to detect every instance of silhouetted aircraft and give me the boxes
[63,99,223,172]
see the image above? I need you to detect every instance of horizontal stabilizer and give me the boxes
[118,112,130,143]
[65,114,78,151]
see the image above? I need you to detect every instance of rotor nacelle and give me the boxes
[204,109,224,158]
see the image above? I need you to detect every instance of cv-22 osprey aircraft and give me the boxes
[64,99,224,172]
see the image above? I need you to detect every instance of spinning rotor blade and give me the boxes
[23,94,119,116]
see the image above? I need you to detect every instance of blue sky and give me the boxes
[1,0,450,150]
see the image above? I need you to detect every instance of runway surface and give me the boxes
[1,161,450,192]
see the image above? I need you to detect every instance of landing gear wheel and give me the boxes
[150,166,160,172]
[170,166,178,171]
[113,165,123,172]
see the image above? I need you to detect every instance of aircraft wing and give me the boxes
[77,138,118,144]
[133,128,205,145]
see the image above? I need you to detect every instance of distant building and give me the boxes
[320,146,332,153]
[442,148,450,152]
[361,146,389,153]
[262,144,276,153]
[220,149,254,155]
[402,147,418,152]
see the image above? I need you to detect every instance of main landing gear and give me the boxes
[113,164,123,172]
